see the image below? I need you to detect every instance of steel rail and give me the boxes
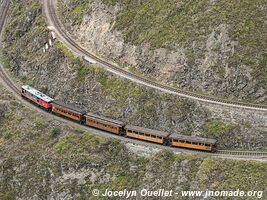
[45,0,267,112]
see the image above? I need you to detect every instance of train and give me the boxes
[21,85,218,152]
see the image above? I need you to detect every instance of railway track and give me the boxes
[45,0,267,112]
[1,66,267,160]
[0,0,266,160]
[0,0,18,94]
[0,66,20,94]
[216,150,267,157]
[0,0,10,39]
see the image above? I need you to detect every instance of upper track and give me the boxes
[44,0,267,112]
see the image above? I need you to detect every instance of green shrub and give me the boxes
[50,126,61,138]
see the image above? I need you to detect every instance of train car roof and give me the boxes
[169,134,217,144]
[85,112,125,126]
[125,125,170,137]
[52,100,85,114]
[21,85,54,102]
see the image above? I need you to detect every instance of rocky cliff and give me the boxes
[58,0,267,103]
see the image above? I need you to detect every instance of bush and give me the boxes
[50,126,61,138]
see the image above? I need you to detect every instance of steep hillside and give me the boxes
[0,85,266,199]
[0,0,267,150]
[0,1,267,199]
[58,0,267,103]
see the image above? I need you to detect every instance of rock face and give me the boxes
[58,0,267,103]
[1,0,267,150]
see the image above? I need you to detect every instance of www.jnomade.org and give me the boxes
[92,189,263,199]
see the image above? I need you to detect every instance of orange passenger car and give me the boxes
[52,100,85,122]
[169,134,217,152]
[125,125,170,144]
[85,113,125,135]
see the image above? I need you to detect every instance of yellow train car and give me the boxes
[169,134,217,152]
[125,125,170,144]
[85,113,125,135]
[52,100,85,122]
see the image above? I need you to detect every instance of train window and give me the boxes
[128,130,132,133]
[205,144,211,146]
[186,141,191,144]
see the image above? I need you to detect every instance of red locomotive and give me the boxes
[21,85,53,110]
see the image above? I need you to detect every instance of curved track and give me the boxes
[44,0,267,112]
[0,0,10,40]
[1,63,267,160]
[0,0,266,160]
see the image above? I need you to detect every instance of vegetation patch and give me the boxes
[50,126,61,138]
[54,41,76,61]
[205,119,237,137]
[0,49,9,68]
[19,75,33,86]
[58,0,90,26]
